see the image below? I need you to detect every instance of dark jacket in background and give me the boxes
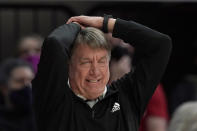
[0,87,36,131]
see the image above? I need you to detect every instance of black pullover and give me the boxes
[32,18,172,131]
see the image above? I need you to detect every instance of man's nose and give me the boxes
[89,62,100,76]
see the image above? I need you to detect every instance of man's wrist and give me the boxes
[108,18,116,33]
[102,14,113,33]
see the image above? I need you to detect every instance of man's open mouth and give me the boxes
[86,79,101,83]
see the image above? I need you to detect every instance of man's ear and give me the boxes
[68,57,74,72]
[68,58,72,69]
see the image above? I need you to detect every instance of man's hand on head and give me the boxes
[66,15,103,29]
[66,15,116,33]
[72,21,85,29]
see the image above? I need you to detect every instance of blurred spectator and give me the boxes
[105,33,134,53]
[169,40,197,115]
[139,84,169,131]
[0,58,36,131]
[17,34,44,73]
[169,75,197,115]
[108,44,168,131]
[106,33,134,84]
[109,45,133,84]
[168,102,197,131]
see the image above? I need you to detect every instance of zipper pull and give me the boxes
[92,110,95,119]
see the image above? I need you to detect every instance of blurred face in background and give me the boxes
[18,36,43,73]
[18,37,42,58]
[109,55,131,84]
[8,66,34,90]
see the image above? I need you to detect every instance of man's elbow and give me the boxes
[157,34,172,53]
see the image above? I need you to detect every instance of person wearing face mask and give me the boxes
[0,58,36,131]
[17,34,44,73]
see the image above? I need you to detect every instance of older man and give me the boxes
[32,15,172,131]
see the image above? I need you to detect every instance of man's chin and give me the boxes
[85,90,104,99]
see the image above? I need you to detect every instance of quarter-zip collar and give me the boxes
[68,79,107,108]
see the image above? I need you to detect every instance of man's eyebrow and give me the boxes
[80,58,91,61]
[99,56,109,61]
[79,56,108,61]
[100,56,107,60]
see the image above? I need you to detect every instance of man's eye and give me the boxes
[99,60,106,63]
[81,61,91,65]
[99,61,105,64]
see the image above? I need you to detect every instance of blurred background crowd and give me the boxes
[1,0,197,131]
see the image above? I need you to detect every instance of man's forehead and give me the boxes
[79,55,108,60]
[70,43,111,62]
[75,44,108,53]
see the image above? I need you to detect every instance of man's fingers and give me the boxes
[66,16,77,24]
[73,22,83,28]
[66,19,72,24]
[80,24,86,29]
[66,17,75,24]
[66,16,87,24]
[66,16,103,29]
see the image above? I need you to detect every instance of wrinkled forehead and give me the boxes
[70,43,110,61]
